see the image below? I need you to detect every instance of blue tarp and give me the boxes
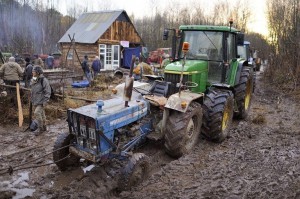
[72,80,90,88]
[123,47,141,68]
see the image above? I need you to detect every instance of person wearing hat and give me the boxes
[0,56,24,104]
[30,65,51,135]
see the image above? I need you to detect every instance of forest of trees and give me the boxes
[267,0,299,87]
[0,0,299,85]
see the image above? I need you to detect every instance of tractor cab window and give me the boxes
[182,31,223,61]
[238,44,251,61]
[238,45,247,59]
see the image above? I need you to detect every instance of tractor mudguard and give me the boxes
[164,91,204,113]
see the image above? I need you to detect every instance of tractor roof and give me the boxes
[179,25,239,33]
[244,41,250,45]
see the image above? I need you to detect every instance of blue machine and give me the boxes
[67,95,153,162]
[53,80,165,190]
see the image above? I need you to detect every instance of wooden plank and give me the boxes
[16,83,23,127]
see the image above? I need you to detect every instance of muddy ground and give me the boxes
[0,67,300,199]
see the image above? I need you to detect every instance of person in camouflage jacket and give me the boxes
[30,65,51,135]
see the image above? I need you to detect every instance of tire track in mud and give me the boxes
[120,71,300,199]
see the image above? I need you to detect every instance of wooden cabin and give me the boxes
[58,10,143,72]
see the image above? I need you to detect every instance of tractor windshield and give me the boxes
[181,31,223,61]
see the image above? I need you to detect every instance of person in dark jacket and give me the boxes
[30,65,51,135]
[91,56,101,79]
[24,61,33,88]
[25,57,31,67]
[82,55,91,83]
[45,54,54,69]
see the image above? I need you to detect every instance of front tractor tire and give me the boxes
[53,133,80,171]
[119,153,150,191]
[164,102,202,158]
[234,67,253,119]
[202,90,234,142]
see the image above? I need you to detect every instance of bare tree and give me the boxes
[267,0,299,88]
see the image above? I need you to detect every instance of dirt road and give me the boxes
[121,71,300,199]
[0,69,299,199]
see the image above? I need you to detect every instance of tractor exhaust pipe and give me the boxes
[124,55,136,107]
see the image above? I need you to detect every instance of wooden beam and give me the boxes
[16,83,23,127]
[0,84,97,103]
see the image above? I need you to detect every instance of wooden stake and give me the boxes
[16,83,23,127]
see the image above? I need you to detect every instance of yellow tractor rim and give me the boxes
[244,80,251,110]
[222,103,230,131]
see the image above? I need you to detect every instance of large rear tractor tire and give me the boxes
[234,67,253,119]
[53,133,80,171]
[118,153,150,191]
[164,102,202,158]
[202,90,234,142]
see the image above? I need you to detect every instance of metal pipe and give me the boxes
[161,108,169,136]
[124,55,135,107]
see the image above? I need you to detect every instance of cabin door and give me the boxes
[99,44,120,70]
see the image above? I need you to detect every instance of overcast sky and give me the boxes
[56,0,268,36]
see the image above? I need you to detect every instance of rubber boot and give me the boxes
[34,126,47,136]
[34,128,42,136]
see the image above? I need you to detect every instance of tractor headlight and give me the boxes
[77,137,84,146]
[87,141,97,151]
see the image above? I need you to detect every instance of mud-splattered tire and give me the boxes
[119,153,150,191]
[234,67,253,119]
[164,102,202,158]
[202,90,234,142]
[53,133,80,171]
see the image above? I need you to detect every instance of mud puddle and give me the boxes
[0,171,35,199]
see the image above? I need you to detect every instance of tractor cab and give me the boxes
[163,25,246,94]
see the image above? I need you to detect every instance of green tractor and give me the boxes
[161,23,253,157]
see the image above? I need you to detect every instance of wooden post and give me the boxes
[16,83,23,127]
